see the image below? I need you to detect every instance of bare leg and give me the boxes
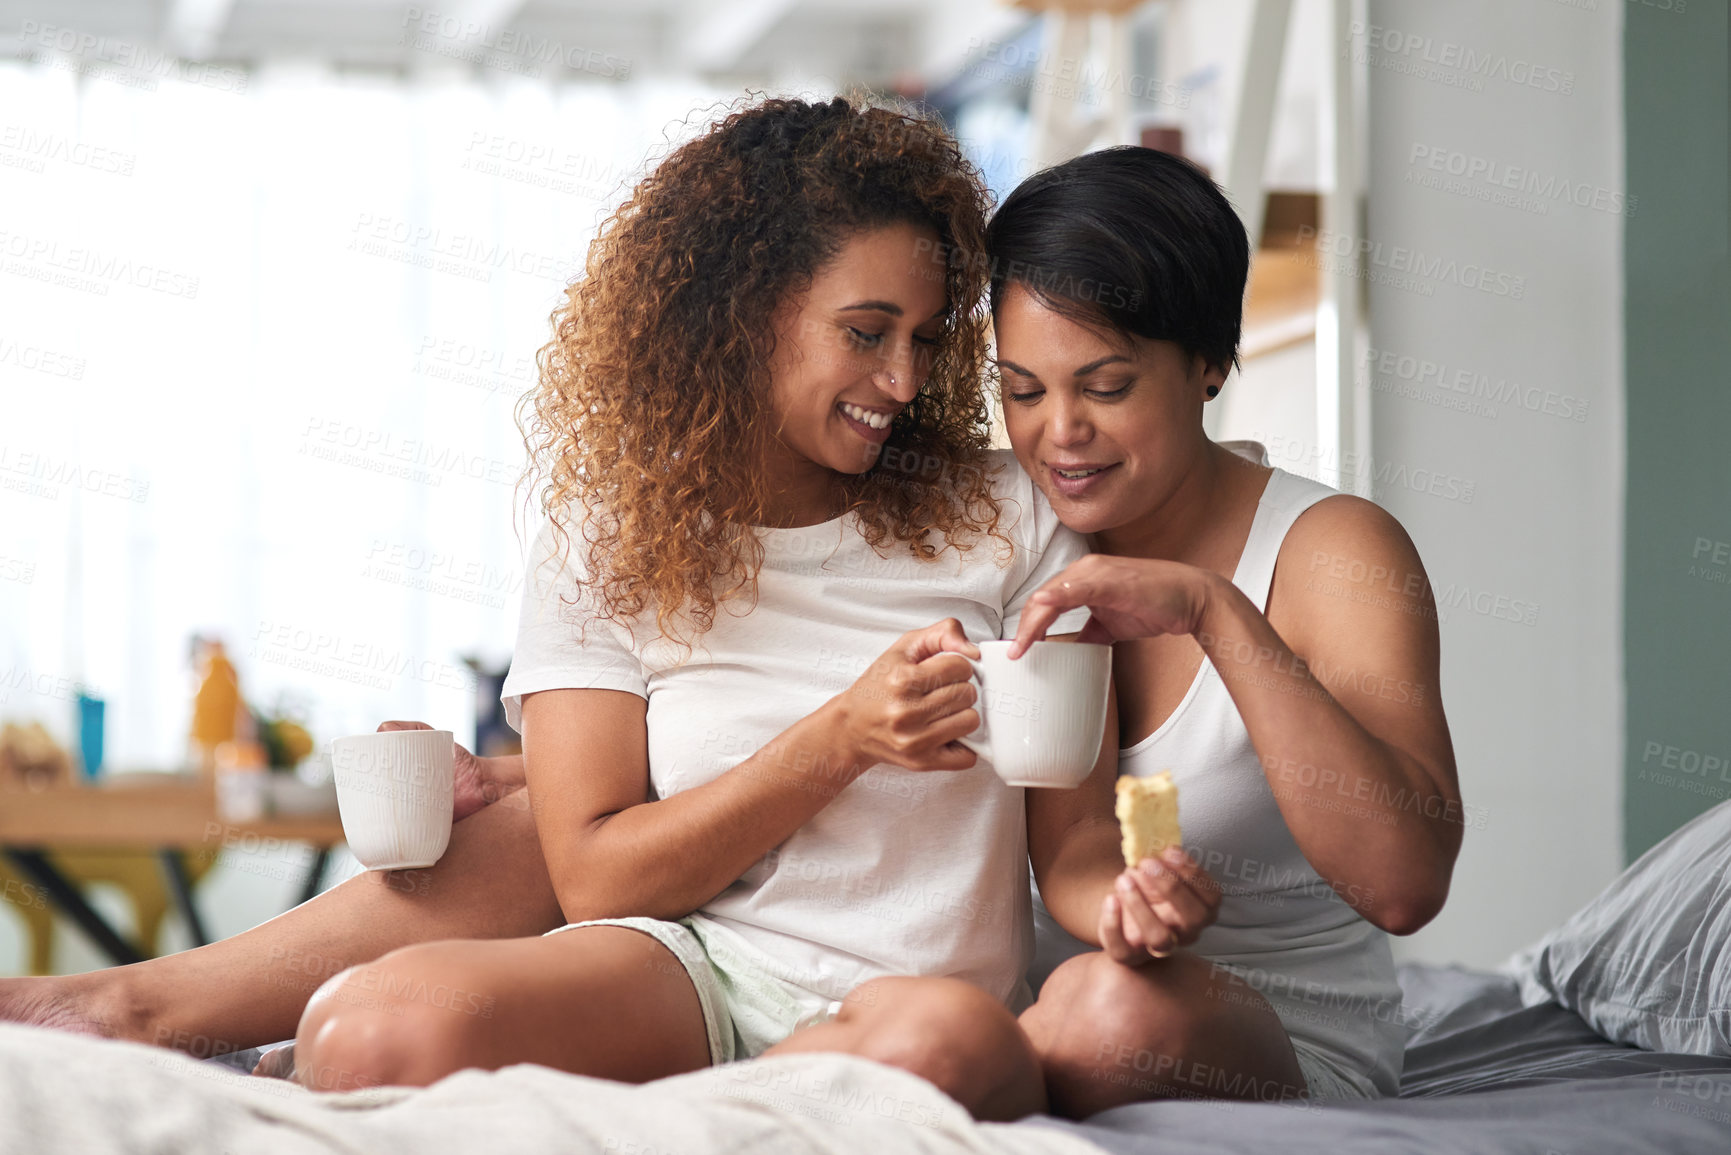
[764,976,1049,1122]
[0,789,563,1056]
[1018,950,1306,1119]
[290,926,709,1092]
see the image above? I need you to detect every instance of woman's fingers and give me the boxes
[1149,848,1223,915]
[1125,859,1214,946]
[1072,614,1118,647]
[905,618,980,663]
[1009,555,1208,657]
[1008,591,1078,658]
[1113,872,1175,957]
[917,737,980,772]
[916,678,977,721]
[1008,557,1122,656]
[847,622,987,775]
[911,650,975,695]
[912,706,982,763]
[1098,894,1139,965]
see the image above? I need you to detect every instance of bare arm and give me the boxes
[1024,677,1120,943]
[1028,675,1223,962]
[1201,497,1460,933]
[1011,498,1461,936]
[522,620,984,925]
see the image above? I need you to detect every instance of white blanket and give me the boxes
[0,1021,1105,1155]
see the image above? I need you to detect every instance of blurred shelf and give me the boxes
[0,775,343,848]
[1243,245,1319,360]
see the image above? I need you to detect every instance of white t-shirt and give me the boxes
[500,448,1091,1009]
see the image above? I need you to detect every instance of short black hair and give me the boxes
[984,146,1250,374]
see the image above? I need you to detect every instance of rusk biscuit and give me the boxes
[1115,770,1181,868]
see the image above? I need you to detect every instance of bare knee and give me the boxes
[1026,951,1204,1075]
[1023,951,1302,1118]
[292,947,485,1092]
[838,977,1046,1122]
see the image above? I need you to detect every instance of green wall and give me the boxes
[1624,1,1731,859]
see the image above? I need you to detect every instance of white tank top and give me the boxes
[1031,458,1408,1098]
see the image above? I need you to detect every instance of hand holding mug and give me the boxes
[958,640,1111,788]
[329,728,454,870]
[832,618,982,773]
[376,720,495,821]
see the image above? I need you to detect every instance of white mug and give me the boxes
[328,729,454,870]
[960,640,1111,788]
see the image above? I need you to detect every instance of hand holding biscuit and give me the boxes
[1099,847,1221,966]
[1101,770,1220,965]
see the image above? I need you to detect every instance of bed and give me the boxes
[4,803,1729,1153]
[2,959,1726,1153]
[1024,961,1731,1154]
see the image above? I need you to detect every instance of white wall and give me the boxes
[1361,0,1624,967]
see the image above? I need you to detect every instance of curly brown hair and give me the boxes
[518,94,1010,658]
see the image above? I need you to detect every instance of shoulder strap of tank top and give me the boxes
[1232,468,1346,611]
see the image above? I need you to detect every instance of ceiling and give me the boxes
[0,0,987,87]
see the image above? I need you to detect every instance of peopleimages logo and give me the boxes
[0,334,86,379]
[0,124,136,176]
[15,21,249,94]
[1408,144,1636,218]
[1296,226,1526,300]
[1363,347,1590,423]
[0,446,149,503]
[399,7,631,79]
[1258,433,1476,505]
[0,229,201,299]
[1346,20,1576,95]
[960,35,1191,110]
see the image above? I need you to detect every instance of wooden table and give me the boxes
[0,773,346,966]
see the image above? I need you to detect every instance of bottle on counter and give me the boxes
[189,636,253,782]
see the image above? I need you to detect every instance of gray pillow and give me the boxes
[1507,798,1731,1055]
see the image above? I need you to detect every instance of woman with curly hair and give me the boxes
[0,95,1104,1123]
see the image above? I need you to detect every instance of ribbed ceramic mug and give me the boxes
[329,729,454,869]
[960,640,1111,788]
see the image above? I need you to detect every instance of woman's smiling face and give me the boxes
[994,281,1226,536]
[764,221,948,480]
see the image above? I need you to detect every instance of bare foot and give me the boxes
[0,974,132,1040]
[252,1042,295,1080]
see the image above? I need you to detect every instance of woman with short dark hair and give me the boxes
[991,147,1462,1115]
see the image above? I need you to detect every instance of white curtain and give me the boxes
[0,59,730,770]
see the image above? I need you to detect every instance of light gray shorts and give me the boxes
[1288,1039,1382,1102]
[544,914,842,1067]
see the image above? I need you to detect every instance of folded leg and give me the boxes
[1018,950,1306,1119]
[764,975,1048,1122]
[292,923,710,1091]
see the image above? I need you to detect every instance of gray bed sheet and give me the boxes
[1019,962,1731,1154]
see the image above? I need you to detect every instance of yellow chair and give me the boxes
[0,847,220,975]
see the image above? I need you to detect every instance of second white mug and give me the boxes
[960,639,1111,788]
